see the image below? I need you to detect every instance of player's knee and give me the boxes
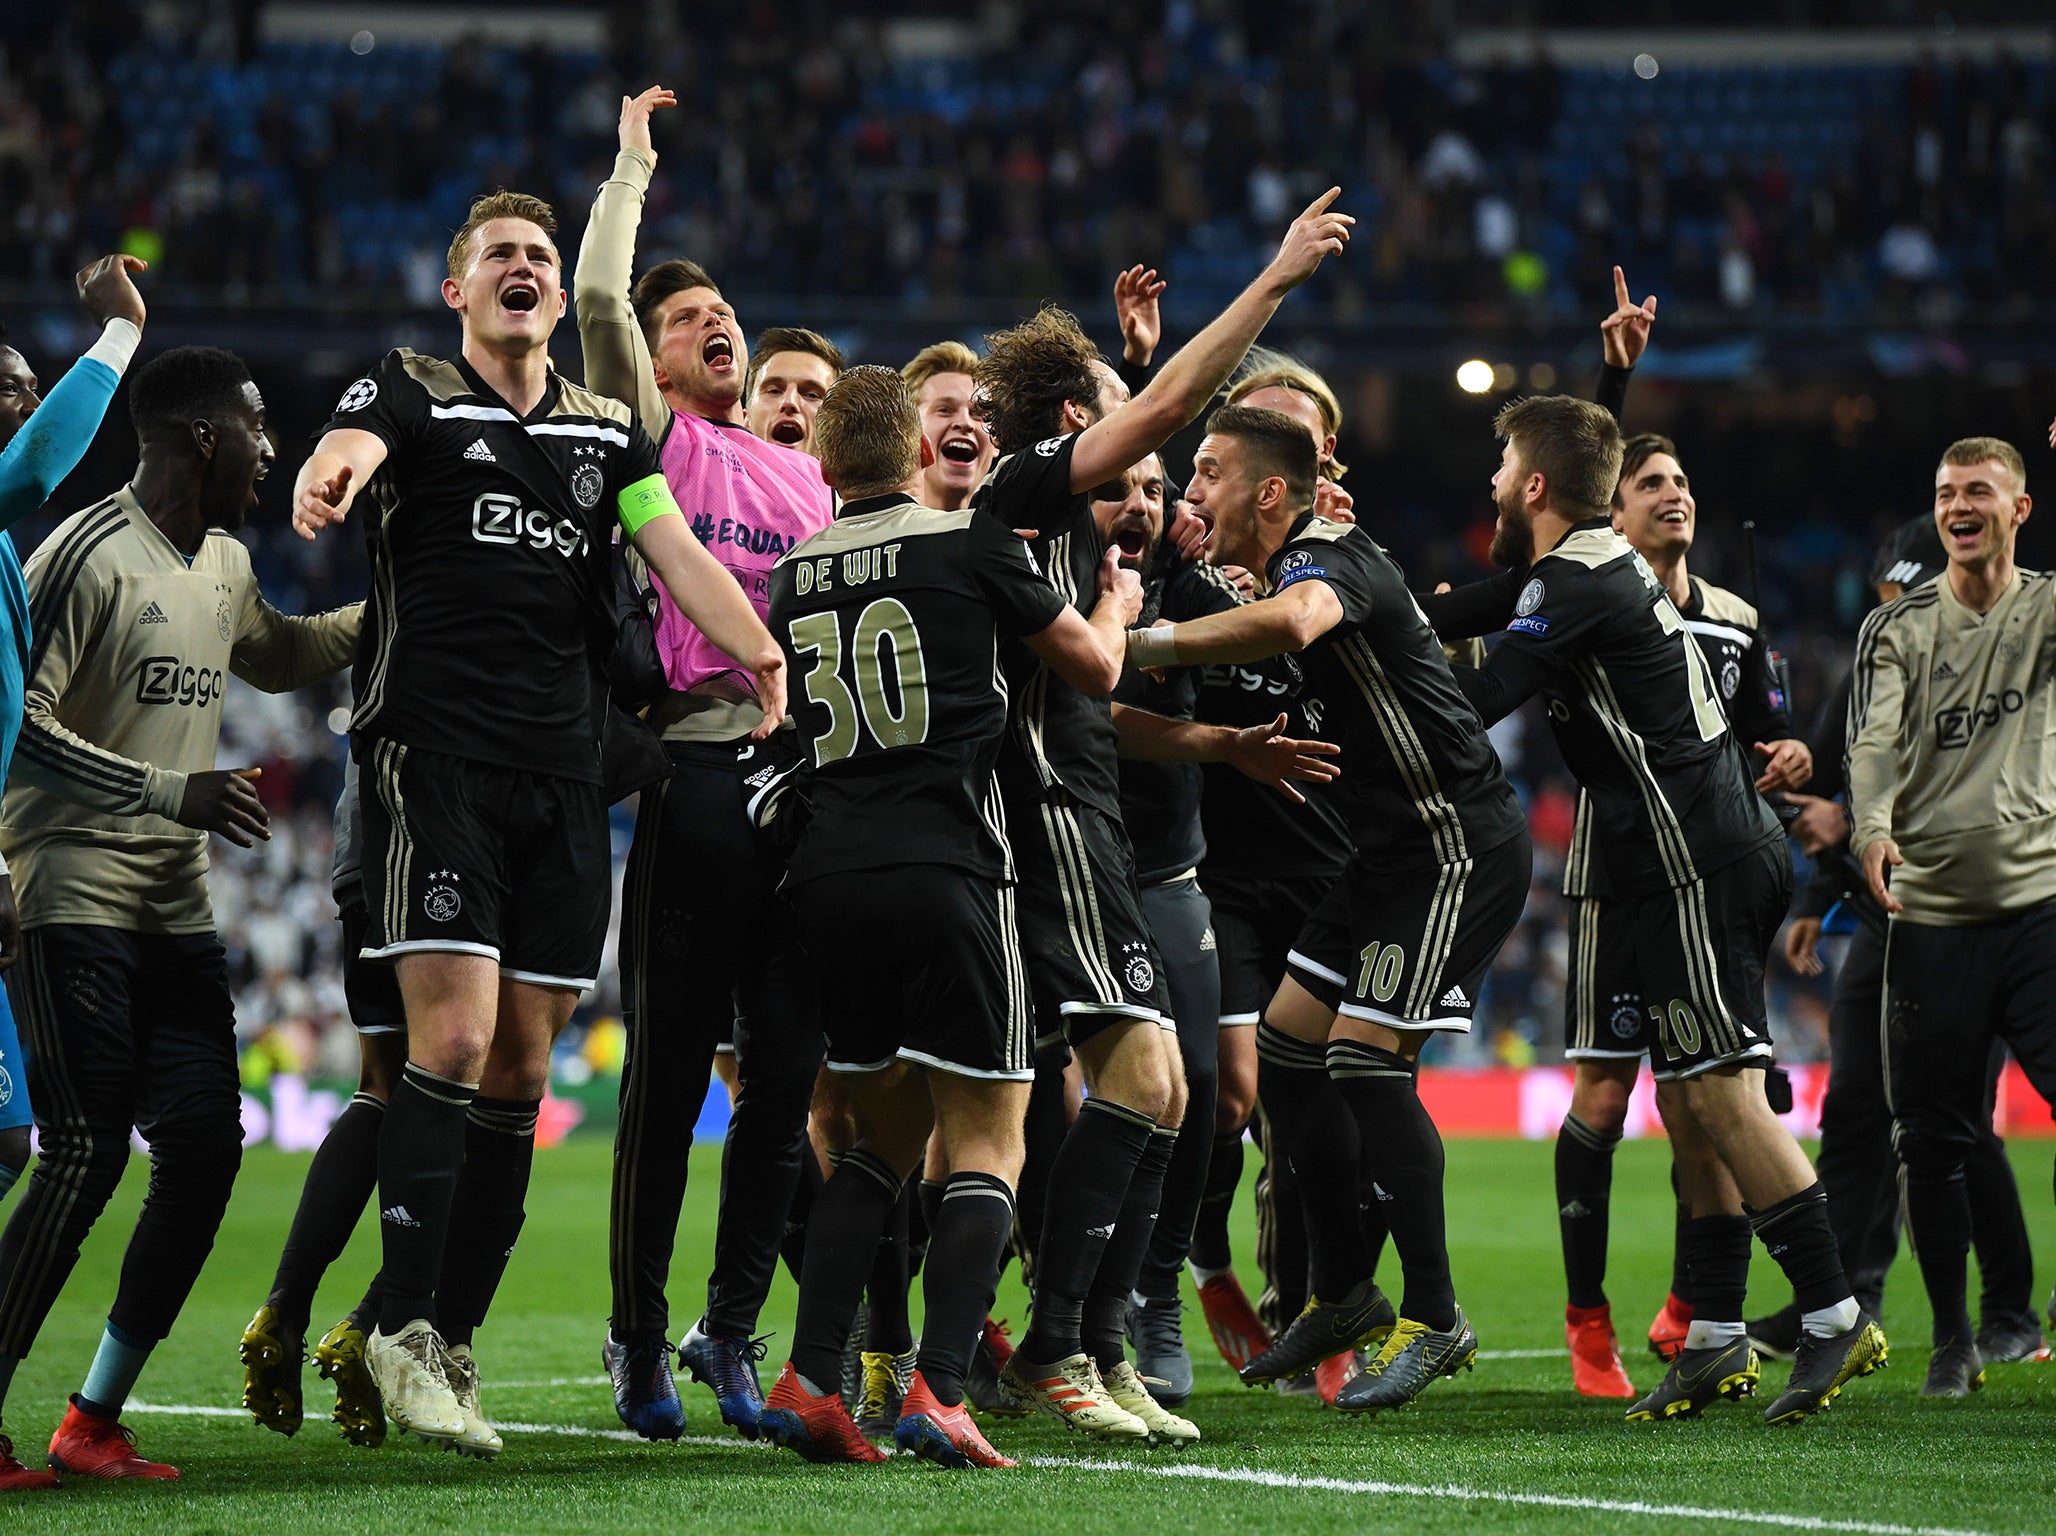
[1570,1070,1634,1135]
[148,1116,244,1189]
[1215,1083,1253,1130]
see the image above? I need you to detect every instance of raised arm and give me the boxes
[1595,264,1655,422]
[1067,190,1354,494]
[0,256,147,532]
[230,590,364,694]
[1125,578,1343,670]
[573,88,674,438]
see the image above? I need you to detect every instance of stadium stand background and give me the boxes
[2,0,2052,1095]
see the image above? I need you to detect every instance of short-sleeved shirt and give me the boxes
[324,349,667,784]
[1266,512,1526,871]
[1196,648,1351,886]
[768,494,1066,886]
[972,434,1122,820]
[1115,551,1243,884]
[1496,520,1783,897]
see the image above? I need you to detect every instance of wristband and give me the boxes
[85,317,142,375]
[1126,625,1180,669]
[616,472,681,535]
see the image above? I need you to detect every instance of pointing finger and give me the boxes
[1613,265,1630,310]
[1300,186,1341,219]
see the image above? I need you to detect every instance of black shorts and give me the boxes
[357,739,610,990]
[790,864,1033,1081]
[1207,871,1341,1026]
[1563,894,1650,1061]
[1286,829,1532,1034]
[1624,839,1791,1083]
[339,896,407,1037]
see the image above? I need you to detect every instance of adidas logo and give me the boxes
[462,439,497,463]
[1199,928,1217,953]
[1932,660,1958,681]
[1370,1181,1393,1202]
[1438,985,1470,1009]
[1560,1199,1591,1219]
[380,1204,421,1228]
[137,600,168,625]
[1086,1222,1116,1239]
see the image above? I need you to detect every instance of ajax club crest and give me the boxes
[424,870,463,924]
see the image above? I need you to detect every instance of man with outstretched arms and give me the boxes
[575,85,833,1442]
[1126,407,1529,1415]
[1452,394,1884,1427]
[754,368,1139,1468]
[969,189,1353,1444]
[0,345,359,1488]
[1849,436,2056,1399]
[293,178,778,1459]
[0,255,150,1253]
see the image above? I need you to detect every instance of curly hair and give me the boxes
[446,190,557,282]
[129,346,254,437]
[974,305,1101,456]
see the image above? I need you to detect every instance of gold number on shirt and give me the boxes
[1356,941,1405,1003]
[788,598,930,766]
[1653,600,1727,742]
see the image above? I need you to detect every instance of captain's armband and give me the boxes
[616,473,681,536]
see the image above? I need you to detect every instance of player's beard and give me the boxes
[1489,495,1534,569]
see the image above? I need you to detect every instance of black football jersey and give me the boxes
[971,433,1122,820]
[1679,576,1793,750]
[1195,644,1352,885]
[325,349,666,783]
[1114,550,1243,884]
[1482,520,1783,896]
[1266,513,1526,870]
[768,494,1066,886]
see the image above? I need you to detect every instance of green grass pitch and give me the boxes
[4,1135,2053,1534]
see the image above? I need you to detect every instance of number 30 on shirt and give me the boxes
[788,597,930,765]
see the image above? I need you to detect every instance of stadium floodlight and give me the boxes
[1633,53,1659,79]
[1456,359,1494,394]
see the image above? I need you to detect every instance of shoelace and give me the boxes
[399,1332,456,1394]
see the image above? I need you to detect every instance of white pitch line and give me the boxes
[120,1401,2023,1536]
[1474,1348,1569,1360]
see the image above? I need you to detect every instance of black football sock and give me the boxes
[1750,1182,1861,1330]
[1680,1213,1753,1326]
[778,1147,823,1287]
[910,1178,943,1279]
[1011,1051,1071,1290]
[1188,1128,1244,1274]
[862,1180,915,1355]
[790,1150,903,1391]
[375,1065,477,1336]
[1555,1113,1621,1311]
[1253,1110,1310,1330]
[1254,1023,1368,1302]
[1330,1041,1454,1331]
[1669,1166,1692,1305]
[268,1092,386,1339]
[1136,1047,1216,1305]
[1964,1132,2032,1326]
[436,1096,539,1350]
[915,1173,1016,1406]
[1018,1097,1154,1364]
[1083,1126,1178,1373]
[348,1273,384,1334]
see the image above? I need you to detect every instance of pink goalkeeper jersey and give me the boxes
[652,410,833,737]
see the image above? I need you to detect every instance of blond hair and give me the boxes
[816,366,922,497]
[447,190,557,282]
[1940,436,2027,497]
[1227,348,1348,482]
[903,340,981,401]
